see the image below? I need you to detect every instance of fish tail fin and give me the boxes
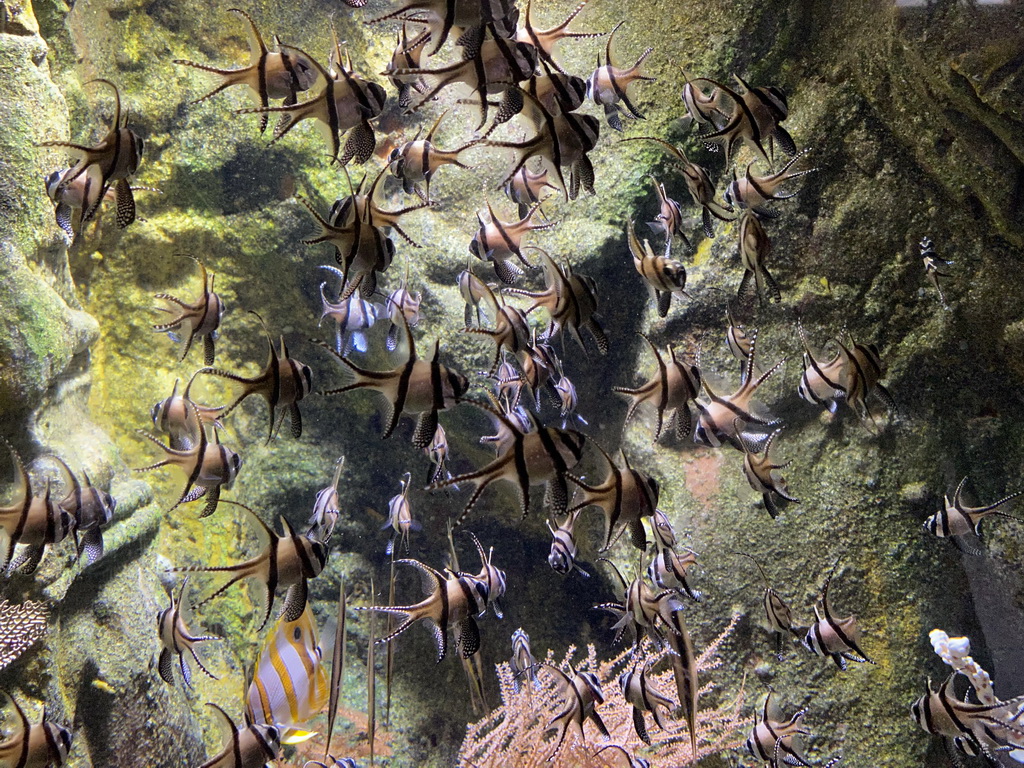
[173,59,250,104]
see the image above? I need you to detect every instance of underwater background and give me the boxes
[1,0,1024,765]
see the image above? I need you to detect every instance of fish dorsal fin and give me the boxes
[50,456,80,501]
[819,562,840,619]
[735,551,772,590]
[247,310,278,369]
[206,702,238,743]
[329,456,346,493]
[397,558,444,596]
[466,531,486,570]
[424,108,448,144]
[1,692,29,739]
[223,499,275,548]
[280,43,329,89]
[87,78,122,130]
[229,8,268,65]
[604,21,623,68]
[597,556,628,593]
[952,476,969,508]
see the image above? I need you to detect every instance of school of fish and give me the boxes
[5,0,1020,766]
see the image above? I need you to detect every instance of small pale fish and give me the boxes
[925,477,1023,550]
[569,443,658,551]
[594,563,665,649]
[726,303,757,382]
[920,235,952,309]
[152,256,225,366]
[504,248,608,356]
[588,22,655,131]
[484,90,601,201]
[796,318,846,414]
[542,662,609,759]
[200,312,313,441]
[518,331,560,410]
[385,271,423,353]
[246,606,328,745]
[614,333,701,442]
[623,135,734,237]
[241,32,386,165]
[735,552,800,660]
[509,628,539,692]
[0,691,72,768]
[149,373,226,452]
[308,456,345,543]
[361,558,491,663]
[647,514,701,601]
[461,280,532,376]
[911,673,1024,762]
[547,508,589,577]
[157,575,217,688]
[430,399,586,527]
[424,423,454,487]
[469,201,556,285]
[724,150,817,217]
[694,330,785,451]
[458,261,493,328]
[384,23,429,108]
[554,373,587,428]
[802,563,874,670]
[647,175,690,250]
[172,501,327,630]
[389,33,537,130]
[680,70,726,129]
[136,400,242,518]
[388,110,478,201]
[738,209,781,304]
[173,8,316,133]
[0,442,74,574]
[52,457,115,566]
[619,659,674,744]
[515,0,603,73]
[503,164,558,220]
[304,758,358,768]
[746,691,812,768]
[383,473,421,556]
[198,703,280,768]
[39,79,144,229]
[737,423,799,519]
[318,265,383,356]
[318,311,469,449]
[464,532,508,619]
[626,219,689,318]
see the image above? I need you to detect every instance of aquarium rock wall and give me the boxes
[0,0,1022,766]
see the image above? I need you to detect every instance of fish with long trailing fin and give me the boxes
[366,0,520,58]
[387,110,478,201]
[198,312,313,441]
[385,267,423,352]
[245,606,329,745]
[514,0,603,73]
[44,167,157,239]
[619,657,674,745]
[626,219,689,318]
[542,661,609,759]
[835,333,896,425]
[384,23,429,108]
[383,472,421,556]
[745,691,813,768]
[457,261,493,328]
[157,575,218,688]
[724,150,817,217]
[360,557,492,663]
[738,209,781,304]
[198,703,281,768]
[505,248,608,356]
[503,164,558,220]
[149,373,226,452]
[461,279,532,376]
[39,78,144,228]
[547,507,589,578]
[0,691,72,768]
[509,627,539,692]
[463,531,508,619]
[0,441,74,574]
[734,552,801,660]
[171,501,327,630]
[316,310,469,449]
[924,477,1023,552]
[568,443,659,552]
[152,256,225,366]
[52,457,115,566]
[173,8,316,134]
[587,22,655,131]
[621,135,735,238]
[737,423,799,519]
[647,509,701,601]
[647,175,690,249]
[795,317,847,415]
[308,456,345,543]
[470,200,557,285]
[691,75,795,166]
[317,265,384,355]
[802,563,874,670]
[694,330,785,451]
[241,31,387,165]
[429,399,587,527]
[614,332,702,442]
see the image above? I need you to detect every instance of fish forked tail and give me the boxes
[357,605,416,646]
[310,339,389,396]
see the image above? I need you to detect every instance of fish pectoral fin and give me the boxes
[589,709,611,739]
[339,121,376,167]
[457,617,481,659]
[198,486,221,519]
[412,410,438,451]
[632,707,651,745]
[281,579,308,623]
[427,620,447,664]
[289,403,303,439]
[281,728,319,746]
[203,334,216,366]
[543,476,568,516]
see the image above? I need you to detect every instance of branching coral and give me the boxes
[459,614,745,767]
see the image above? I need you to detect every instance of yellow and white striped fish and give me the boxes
[245,606,329,745]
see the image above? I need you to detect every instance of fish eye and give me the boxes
[293,626,302,641]
[232,454,243,472]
